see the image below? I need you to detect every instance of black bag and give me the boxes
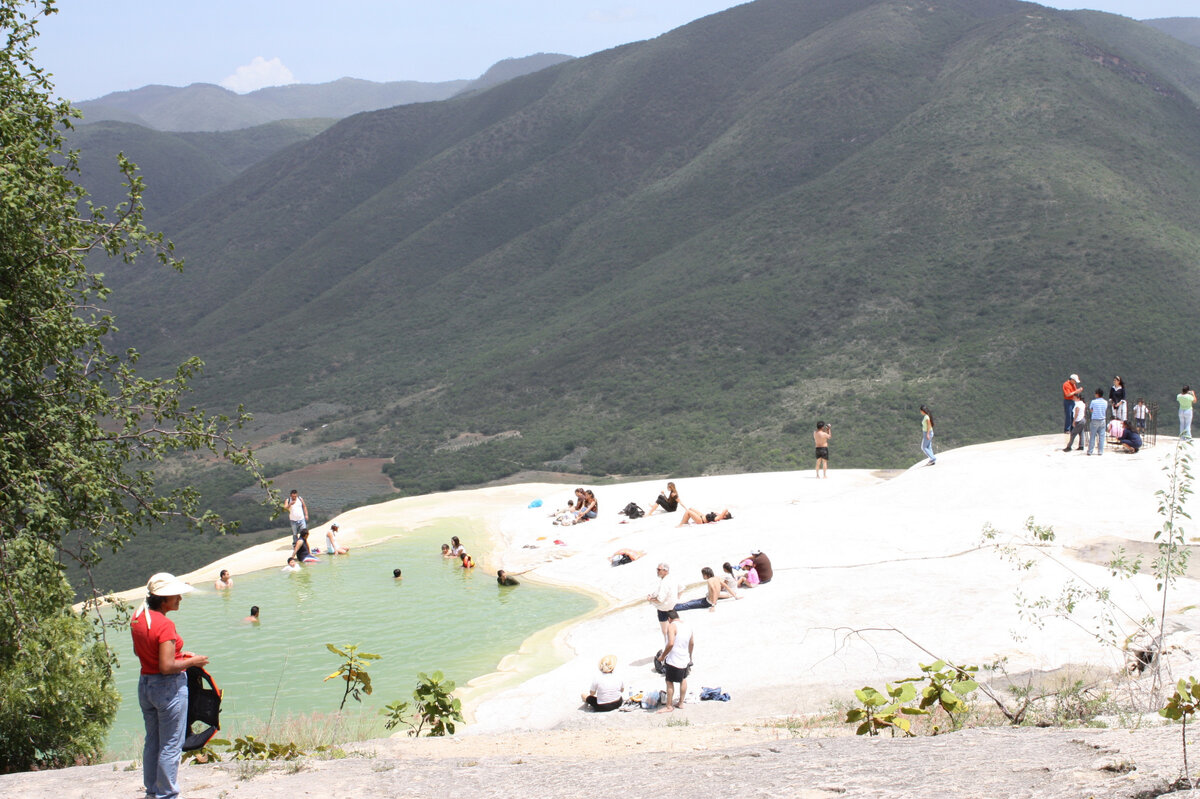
[621,502,645,519]
[183,665,222,751]
[652,650,666,674]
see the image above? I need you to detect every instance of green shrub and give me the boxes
[0,538,118,771]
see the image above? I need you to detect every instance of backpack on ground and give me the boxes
[620,502,645,519]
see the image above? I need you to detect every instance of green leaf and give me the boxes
[856,687,886,706]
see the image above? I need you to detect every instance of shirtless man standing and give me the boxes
[813,421,832,478]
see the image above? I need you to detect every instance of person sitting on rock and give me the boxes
[646,482,681,516]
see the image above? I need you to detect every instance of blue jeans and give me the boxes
[1064,398,1075,433]
[1088,419,1105,454]
[1181,409,1193,439]
[290,519,306,545]
[674,597,712,611]
[921,432,935,463]
[139,672,188,799]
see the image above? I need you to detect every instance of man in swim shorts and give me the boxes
[813,421,831,479]
[646,563,680,639]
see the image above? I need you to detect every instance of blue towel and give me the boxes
[699,686,730,702]
[528,499,543,508]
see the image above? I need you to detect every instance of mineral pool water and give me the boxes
[105,520,596,755]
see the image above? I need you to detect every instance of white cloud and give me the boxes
[219,56,296,94]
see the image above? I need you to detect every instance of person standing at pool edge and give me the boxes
[655,610,694,713]
[285,489,308,546]
[130,573,208,799]
[647,563,680,640]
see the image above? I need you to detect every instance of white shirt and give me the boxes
[1072,399,1086,424]
[663,620,692,668]
[288,497,306,522]
[651,576,680,611]
[589,672,626,704]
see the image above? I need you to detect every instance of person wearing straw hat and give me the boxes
[581,654,626,712]
[130,573,209,799]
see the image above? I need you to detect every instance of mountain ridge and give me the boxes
[73,53,574,131]
[97,0,1200,497]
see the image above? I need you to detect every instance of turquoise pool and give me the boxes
[106,522,596,754]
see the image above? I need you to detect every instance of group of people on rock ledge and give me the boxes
[1060,373,1149,455]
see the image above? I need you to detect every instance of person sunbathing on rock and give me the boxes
[677,508,732,527]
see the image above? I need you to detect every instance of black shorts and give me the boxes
[585,696,622,712]
[664,663,690,683]
[815,447,829,460]
[656,609,671,622]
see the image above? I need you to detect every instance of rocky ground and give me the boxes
[2,723,1196,798]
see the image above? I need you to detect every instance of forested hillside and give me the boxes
[66,119,333,224]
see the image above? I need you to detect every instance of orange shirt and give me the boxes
[130,610,183,675]
[1062,379,1078,400]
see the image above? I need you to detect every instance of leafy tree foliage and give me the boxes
[0,0,268,770]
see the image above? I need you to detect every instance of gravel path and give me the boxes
[2,725,1194,799]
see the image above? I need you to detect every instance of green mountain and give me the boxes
[73,54,574,132]
[66,119,333,224]
[1145,17,1200,49]
[455,53,579,96]
[99,0,1200,513]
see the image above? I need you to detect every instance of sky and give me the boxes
[33,0,1200,102]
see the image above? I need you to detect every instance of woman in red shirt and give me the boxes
[130,573,208,799]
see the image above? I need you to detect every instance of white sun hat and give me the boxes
[147,572,195,597]
[134,573,194,628]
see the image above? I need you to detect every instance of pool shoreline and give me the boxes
[94,482,608,751]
